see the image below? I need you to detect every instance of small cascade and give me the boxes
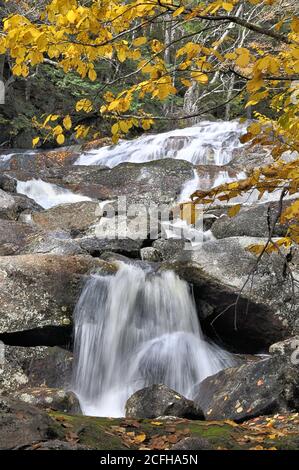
[72,263,233,417]
[16,179,91,209]
[75,120,246,168]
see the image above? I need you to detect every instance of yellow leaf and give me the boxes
[67,10,77,24]
[150,421,163,426]
[236,51,250,68]
[63,115,72,130]
[32,137,40,148]
[111,123,119,135]
[291,17,299,33]
[88,69,97,82]
[133,37,147,47]
[56,134,65,145]
[222,2,234,12]
[76,99,93,113]
[228,204,241,218]
[173,6,185,17]
[134,433,146,443]
[248,122,261,135]
[181,78,192,87]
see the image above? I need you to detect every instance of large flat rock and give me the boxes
[0,254,116,332]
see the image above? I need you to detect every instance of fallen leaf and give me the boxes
[134,433,146,443]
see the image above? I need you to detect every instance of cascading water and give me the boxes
[72,262,234,417]
[16,178,91,209]
[75,120,246,168]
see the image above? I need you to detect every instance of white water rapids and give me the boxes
[16,179,91,209]
[75,120,245,167]
[72,263,234,417]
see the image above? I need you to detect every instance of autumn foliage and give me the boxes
[1,0,299,246]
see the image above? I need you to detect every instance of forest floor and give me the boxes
[44,411,299,450]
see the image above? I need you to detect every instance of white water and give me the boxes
[72,263,233,417]
[75,120,245,168]
[16,179,91,209]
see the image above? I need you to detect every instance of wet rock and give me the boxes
[161,237,299,352]
[0,395,58,450]
[140,247,162,262]
[0,254,115,332]
[14,387,81,414]
[125,384,204,420]
[172,437,212,450]
[194,355,299,422]
[211,200,292,239]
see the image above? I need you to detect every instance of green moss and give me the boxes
[47,412,299,451]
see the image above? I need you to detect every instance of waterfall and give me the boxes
[72,262,233,417]
[75,120,246,168]
[16,178,91,209]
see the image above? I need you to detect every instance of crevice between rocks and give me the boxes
[0,325,73,350]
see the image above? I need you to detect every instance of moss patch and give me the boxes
[48,412,299,450]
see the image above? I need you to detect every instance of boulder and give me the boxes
[25,346,73,389]
[172,437,212,450]
[22,232,85,255]
[0,188,42,220]
[211,200,292,239]
[125,384,204,420]
[229,143,274,172]
[140,247,162,262]
[152,238,189,261]
[79,236,143,258]
[194,354,299,422]
[0,188,18,219]
[160,237,299,352]
[0,344,73,395]
[0,396,58,450]
[7,158,194,207]
[0,220,38,255]
[31,201,101,234]
[0,174,17,193]
[269,336,299,362]
[14,387,81,414]
[0,254,115,332]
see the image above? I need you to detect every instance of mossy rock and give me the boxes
[48,412,299,450]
